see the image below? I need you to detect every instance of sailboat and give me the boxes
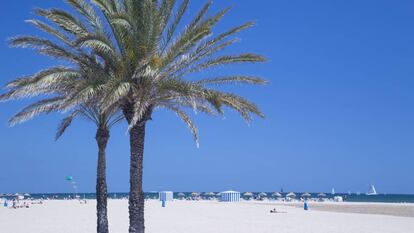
[366,185,377,195]
[331,188,335,195]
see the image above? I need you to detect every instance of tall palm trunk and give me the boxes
[95,127,110,233]
[128,121,146,233]
[124,105,151,233]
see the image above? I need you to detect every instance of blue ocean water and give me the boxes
[2,192,414,203]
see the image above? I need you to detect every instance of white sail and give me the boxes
[331,188,335,195]
[366,185,377,195]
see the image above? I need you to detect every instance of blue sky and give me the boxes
[1,0,414,194]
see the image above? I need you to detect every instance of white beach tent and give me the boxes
[220,191,240,202]
[159,191,173,201]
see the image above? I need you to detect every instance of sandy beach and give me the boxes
[1,200,413,233]
[277,201,414,218]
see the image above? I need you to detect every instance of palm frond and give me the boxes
[66,0,103,30]
[35,8,89,37]
[161,0,189,52]
[90,0,116,14]
[55,110,79,140]
[195,76,267,86]
[9,97,65,126]
[75,33,119,65]
[10,36,80,62]
[187,53,266,74]
[160,104,199,147]
[25,19,72,45]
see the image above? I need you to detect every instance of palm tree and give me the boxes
[86,2,267,232]
[3,1,267,233]
[0,4,122,232]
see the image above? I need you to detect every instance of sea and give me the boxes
[2,192,414,203]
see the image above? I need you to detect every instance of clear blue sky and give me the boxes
[1,0,414,194]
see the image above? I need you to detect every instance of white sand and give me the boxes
[1,200,413,233]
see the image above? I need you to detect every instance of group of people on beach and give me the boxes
[3,199,30,209]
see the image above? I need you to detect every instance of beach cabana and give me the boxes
[159,191,173,202]
[220,191,240,202]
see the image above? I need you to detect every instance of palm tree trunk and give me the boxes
[123,105,151,233]
[128,122,146,233]
[95,127,110,233]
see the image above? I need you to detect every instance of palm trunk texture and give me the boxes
[95,127,110,233]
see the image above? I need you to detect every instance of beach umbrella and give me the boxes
[317,193,327,197]
[272,192,282,197]
[177,193,185,197]
[191,192,200,196]
[205,192,215,196]
[243,192,253,197]
[301,192,311,198]
[24,193,31,197]
[14,193,24,200]
[286,192,296,198]
[258,192,268,197]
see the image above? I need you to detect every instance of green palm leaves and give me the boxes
[1,0,266,144]
[1,1,266,233]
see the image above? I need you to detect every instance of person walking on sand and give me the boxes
[304,200,309,210]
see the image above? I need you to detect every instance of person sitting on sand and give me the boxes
[270,208,277,213]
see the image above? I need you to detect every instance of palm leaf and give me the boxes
[55,110,79,140]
